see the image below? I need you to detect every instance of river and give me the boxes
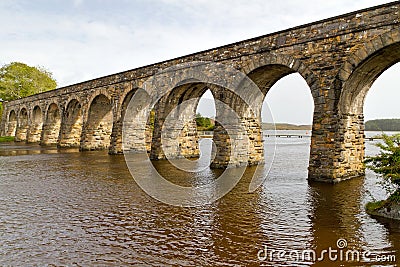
[0,131,399,266]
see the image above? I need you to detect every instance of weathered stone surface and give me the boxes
[0,2,399,182]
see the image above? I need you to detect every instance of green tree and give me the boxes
[365,134,400,187]
[0,62,57,101]
[365,119,400,131]
[0,102,3,121]
[195,113,214,131]
[365,134,400,200]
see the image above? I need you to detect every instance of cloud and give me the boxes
[73,0,84,8]
[1,0,394,86]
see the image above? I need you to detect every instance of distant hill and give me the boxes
[262,123,312,130]
[365,119,400,131]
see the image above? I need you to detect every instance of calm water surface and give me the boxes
[0,131,399,266]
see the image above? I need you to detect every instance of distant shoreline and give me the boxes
[262,119,400,131]
[365,119,400,131]
[262,123,312,131]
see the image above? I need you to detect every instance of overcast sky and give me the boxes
[1,0,398,124]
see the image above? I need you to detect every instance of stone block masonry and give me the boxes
[1,1,399,182]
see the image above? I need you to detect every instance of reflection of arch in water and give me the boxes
[307,177,365,266]
[41,103,61,145]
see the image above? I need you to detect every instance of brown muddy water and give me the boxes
[0,131,399,266]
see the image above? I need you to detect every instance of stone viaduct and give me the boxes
[1,2,399,183]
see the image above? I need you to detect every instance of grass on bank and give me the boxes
[365,191,400,216]
[0,136,15,142]
[365,200,386,214]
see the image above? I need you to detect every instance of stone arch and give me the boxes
[6,110,17,136]
[218,57,315,168]
[110,88,139,154]
[41,103,61,145]
[338,32,400,114]
[149,80,211,160]
[15,107,29,141]
[241,53,317,98]
[244,60,315,118]
[120,89,137,120]
[84,89,113,117]
[81,94,113,150]
[59,99,83,148]
[334,32,400,180]
[27,105,44,143]
[117,85,137,117]
[130,62,270,167]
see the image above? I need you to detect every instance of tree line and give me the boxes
[195,113,215,131]
[0,62,57,120]
[365,119,400,131]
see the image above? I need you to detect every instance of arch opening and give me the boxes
[59,99,83,148]
[6,110,17,136]
[41,103,61,145]
[196,90,216,118]
[81,94,113,151]
[110,89,152,154]
[247,64,296,96]
[150,82,211,161]
[340,42,400,115]
[27,106,43,143]
[248,65,314,178]
[337,41,400,179]
[195,89,216,164]
[15,108,28,142]
[364,63,400,124]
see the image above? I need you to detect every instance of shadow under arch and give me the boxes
[27,105,43,143]
[6,110,17,136]
[81,94,113,151]
[110,88,156,155]
[41,103,61,146]
[241,53,318,98]
[59,99,83,148]
[15,107,28,141]
[150,80,212,161]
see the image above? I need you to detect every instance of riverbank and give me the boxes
[0,136,14,142]
[366,200,400,220]
[262,123,312,130]
[366,191,400,220]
